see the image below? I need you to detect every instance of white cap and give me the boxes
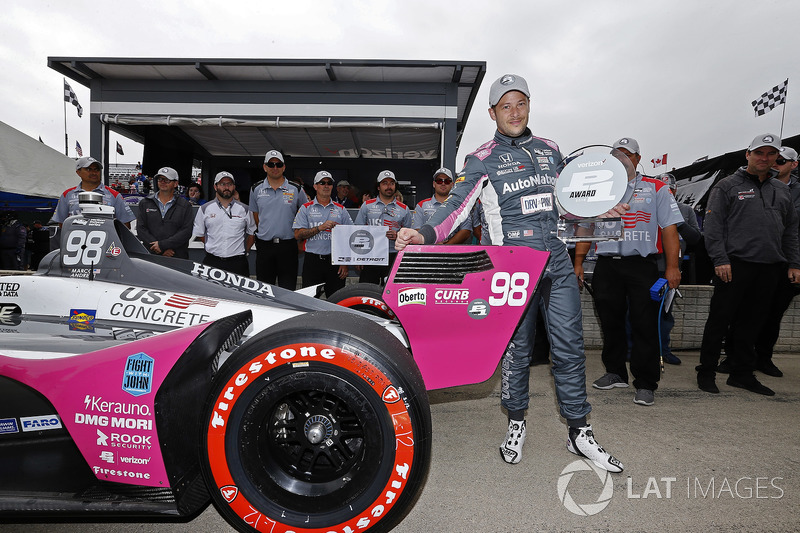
[264,150,284,163]
[779,146,798,161]
[214,171,235,184]
[377,170,397,183]
[433,167,453,180]
[337,180,351,187]
[155,167,179,181]
[76,156,103,170]
[314,171,334,184]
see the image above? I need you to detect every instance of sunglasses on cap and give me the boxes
[317,180,334,186]
[775,158,790,166]
[265,161,284,168]
[434,178,453,184]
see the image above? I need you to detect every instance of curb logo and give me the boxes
[557,459,614,516]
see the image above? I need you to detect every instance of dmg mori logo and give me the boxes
[349,230,375,255]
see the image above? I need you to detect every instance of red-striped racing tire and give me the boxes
[327,283,396,320]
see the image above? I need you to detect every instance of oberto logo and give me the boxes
[558,459,614,516]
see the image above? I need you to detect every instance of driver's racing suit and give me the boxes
[418,128,590,425]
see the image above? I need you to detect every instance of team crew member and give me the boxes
[355,170,412,284]
[574,138,683,407]
[135,166,195,259]
[250,150,308,290]
[696,134,800,396]
[396,74,623,472]
[193,171,255,278]
[412,167,472,244]
[52,157,135,226]
[293,171,353,296]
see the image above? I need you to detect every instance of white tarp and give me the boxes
[0,121,76,198]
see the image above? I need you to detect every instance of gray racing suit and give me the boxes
[419,128,590,425]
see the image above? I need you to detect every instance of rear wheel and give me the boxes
[201,311,430,533]
[327,283,395,319]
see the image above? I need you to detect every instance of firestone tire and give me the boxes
[327,283,396,320]
[201,310,431,533]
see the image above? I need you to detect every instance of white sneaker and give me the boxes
[499,419,526,464]
[566,424,623,473]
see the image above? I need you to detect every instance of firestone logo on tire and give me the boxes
[558,459,614,516]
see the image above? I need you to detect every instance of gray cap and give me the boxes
[76,156,103,170]
[612,137,640,155]
[214,171,235,184]
[489,74,530,107]
[748,133,781,151]
[264,150,284,163]
[314,170,333,184]
[377,170,397,183]
[658,173,677,192]
[780,146,798,161]
[337,180,351,187]
[155,166,179,181]
[433,167,454,181]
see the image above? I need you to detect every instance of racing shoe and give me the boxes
[567,424,624,473]
[499,419,526,464]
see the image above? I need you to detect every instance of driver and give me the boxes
[396,74,624,472]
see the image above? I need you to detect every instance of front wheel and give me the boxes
[201,311,430,533]
[327,283,395,319]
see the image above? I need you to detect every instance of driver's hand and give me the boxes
[396,228,424,251]
[599,203,630,218]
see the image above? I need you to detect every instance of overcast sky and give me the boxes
[2,0,798,173]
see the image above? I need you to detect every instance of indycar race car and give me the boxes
[0,193,549,533]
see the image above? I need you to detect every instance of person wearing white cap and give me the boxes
[395,74,624,472]
[249,149,308,290]
[411,168,472,244]
[335,180,356,208]
[292,171,353,296]
[696,134,800,396]
[52,156,135,227]
[192,171,256,277]
[747,145,800,378]
[135,167,195,259]
[575,139,683,407]
[354,170,412,284]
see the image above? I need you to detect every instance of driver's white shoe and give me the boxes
[499,419,526,464]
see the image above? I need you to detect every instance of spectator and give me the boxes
[0,211,27,270]
[355,170,412,285]
[396,74,623,472]
[335,180,356,207]
[292,171,353,297]
[193,171,256,278]
[696,134,800,396]
[136,166,195,259]
[52,157,135,227]
[250,150,308,290]
[187,182,206,205]
[412,167,472,244]
[574,138,683,407]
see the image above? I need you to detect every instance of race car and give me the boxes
[0,192,549,532]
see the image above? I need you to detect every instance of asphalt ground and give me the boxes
[3,350,798,533]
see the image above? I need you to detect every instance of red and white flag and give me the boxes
[651,153,668,167]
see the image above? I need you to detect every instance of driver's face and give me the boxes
[489,91,530,138]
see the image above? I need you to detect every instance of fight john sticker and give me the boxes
[122,353,154,397]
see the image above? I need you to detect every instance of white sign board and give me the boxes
[331,225,389,265]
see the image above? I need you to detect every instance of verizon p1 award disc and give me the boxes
[555,148,634,218]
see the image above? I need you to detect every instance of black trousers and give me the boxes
[699,259,784,377]
[754,274,800,363]
[303,252,346,298]
[358,253,398,286]
[255,238,298,290]
[202,253,249,278]
[592,255,661,391]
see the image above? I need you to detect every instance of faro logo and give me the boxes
[557,459,614,516]
[349,229,375,255]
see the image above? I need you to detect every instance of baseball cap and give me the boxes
[155,166,179,181]
[337,180,351,187]
[489,74,530,107]
[779,146,798,161]
[748,133,781,151]
[377,170,397,183]
[76,156,103,170]
[612,138,640,155]
[264,150,284,163]
[314,171,334,184]
[658,173,677,192]
[214,171,235,185]
[433,167,454,181]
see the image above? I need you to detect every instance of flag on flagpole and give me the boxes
[63,79,83,118]
[116,141,124,155]
[651,153,668,167]
[76,141,83,157]
[752,79,788,116]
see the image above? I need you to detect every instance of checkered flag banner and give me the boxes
[63,79,83,118]
[751,79,788,116]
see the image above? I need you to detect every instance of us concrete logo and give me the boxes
[557,459,614,516]
[349,229,375,255]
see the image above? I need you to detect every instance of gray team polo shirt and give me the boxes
[249,178,307,241]
[292,198,353,255]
